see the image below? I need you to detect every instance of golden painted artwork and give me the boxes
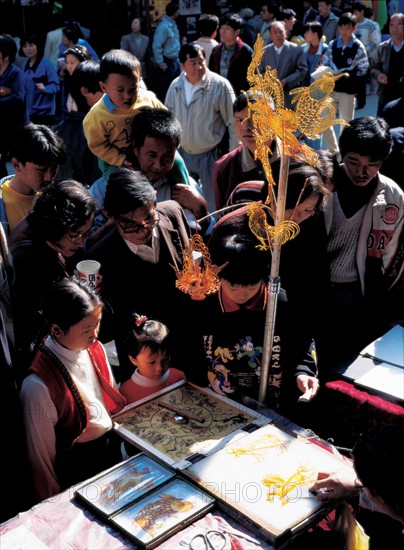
[262,464,318,506]
[227,432,288,463]
[113,383,262,464]
[111,478,215,546]
[133,493,194,536]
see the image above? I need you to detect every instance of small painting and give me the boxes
[111,478,214,547]
[75,454,174,517]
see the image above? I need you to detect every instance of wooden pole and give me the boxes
[258,148,290,404]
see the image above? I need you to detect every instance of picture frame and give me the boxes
[110,477,215,549]
[113,380,270,469]
[184,423,347,547]
[74,454,175,518]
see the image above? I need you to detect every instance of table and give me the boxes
[315,326,404,448]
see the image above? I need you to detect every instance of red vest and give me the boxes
[29,340,126,453]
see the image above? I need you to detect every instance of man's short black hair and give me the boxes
[339,116,392,162]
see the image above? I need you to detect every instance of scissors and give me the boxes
[189,529,227,550]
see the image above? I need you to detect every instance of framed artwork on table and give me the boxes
[110,477,215,549]
[113,380,270,469]
[75,454,174,518]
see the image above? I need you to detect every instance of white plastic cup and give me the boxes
[76,260,101,290]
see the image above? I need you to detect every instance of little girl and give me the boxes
[20,278,126,503]
[120,314,185,403]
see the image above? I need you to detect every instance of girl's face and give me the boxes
[22,42,37,60]
[284,194,319,224]
[65,53,81,75]
[52,306,102,351]
[130,347,170,380]
[221,279,262,305]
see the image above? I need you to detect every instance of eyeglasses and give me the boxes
[65,229,93,243]
[116,211,160,234]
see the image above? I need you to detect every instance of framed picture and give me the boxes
[110,477,215,549]
[179,0,201,16]
[113,381,270,469]
[186,16,197,35]
[75,454,174,518]
[185,423,346,546]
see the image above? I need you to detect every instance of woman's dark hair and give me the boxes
[63,45,90,63]
[260,160,331,213]
[19,32,45,59]
[104,168,156,218]
[352,423,404,523]
[0,34,17,63]
[131,17,146,33]
[209,211,270,285]
[28,180,97,243]
[126,313,171,359]
[284,161,331,212]
[339,116,392,162]
[42,278,102,332]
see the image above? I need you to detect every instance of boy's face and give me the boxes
[234,107,256,153]
[339,24,355,41]
[343,152,382,187]
[219,25,239,47]
[13,160,59,194]
[100,71,139,109]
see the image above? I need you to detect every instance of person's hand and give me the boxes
[0,86,12,97]
[377,73,388,85]
[36,83,46,92]
[123,159,134,169]
[159,62,168,71]
[296,374,319,400]
[172,183,207,218]
[309,468,358,501]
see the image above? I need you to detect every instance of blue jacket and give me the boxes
[152,16,180,64]
[22,57,59,117]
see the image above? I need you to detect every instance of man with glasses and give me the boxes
[87,169,191,382]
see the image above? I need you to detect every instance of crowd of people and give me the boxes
[0,1,403,546]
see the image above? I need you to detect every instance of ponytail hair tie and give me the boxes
[135,314,148,327]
